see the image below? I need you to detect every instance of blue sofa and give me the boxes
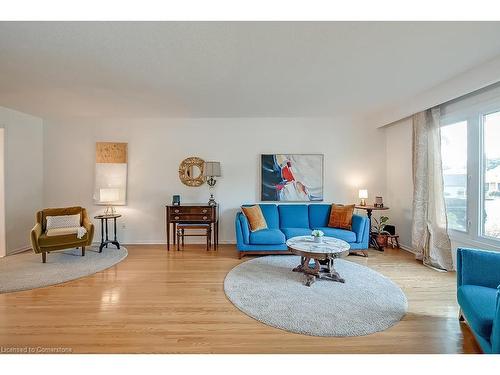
[457,248,500,354]
[235,204,369,258]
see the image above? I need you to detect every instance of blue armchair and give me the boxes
[457,248,500,354]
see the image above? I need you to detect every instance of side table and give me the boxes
[94,214,122,253]
[354,205,390,251]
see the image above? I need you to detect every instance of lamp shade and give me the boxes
[204,161,221,177]
[358,189,368,199]
[99,188,121,203]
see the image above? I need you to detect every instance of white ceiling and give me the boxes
[1,21,500,119]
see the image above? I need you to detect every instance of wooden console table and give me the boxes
[165,204,218,251]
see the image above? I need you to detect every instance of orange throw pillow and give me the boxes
[328,204,355,230]
[241,205,268,232]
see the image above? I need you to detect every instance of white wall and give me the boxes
[43,117,386,245]
[370,54,500,128]
[0,129,5,256]
[0,106,44,254]
[384,118,413,250]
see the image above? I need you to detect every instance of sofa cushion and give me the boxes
[281,227,312,240]
[46,214,81,230]
[38,232,88,248]
[458,285,497,339]
[278,205,309,228]
[249,229,286,245]
[309,204,331,228]
[328,204,355,230]
[41,206,83,231]
[242,204,281,229]
[313,227,356,243]
[241,205,268,232]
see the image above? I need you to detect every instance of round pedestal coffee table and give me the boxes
[286,236,350,287]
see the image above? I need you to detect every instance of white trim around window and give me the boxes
[440,82,500,250]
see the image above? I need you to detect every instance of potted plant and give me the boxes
[311,229,325,243]
[372,216,390,248]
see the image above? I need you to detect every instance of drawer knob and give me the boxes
[174,209,180,213]
[174,216,180,220]
[203,216,208,220]
[202,209,207,213]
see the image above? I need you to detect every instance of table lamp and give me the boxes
[359,189,368,206]
[203,161,221,206]
[99,188,121,215]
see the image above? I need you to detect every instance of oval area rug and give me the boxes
[224,255,407,336]
[0,246,127,293]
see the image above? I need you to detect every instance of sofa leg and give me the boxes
[82,246,85,256]
[42,252,46,263]
[459,308,465,322]
[238,252,243,259]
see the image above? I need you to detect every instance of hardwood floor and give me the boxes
[0,245,481,354]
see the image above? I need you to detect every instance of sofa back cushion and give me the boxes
[278,204,309,228]
[241,205,268,232]
[328,204,355,230]
[308,204,331,228]
[243,204,279,229]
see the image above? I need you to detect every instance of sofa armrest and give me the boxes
[492,287,500,354]
[457,248,500,289]
[30,223,42,254]
[235,212,250,245]
[81,208,95,245]
[352,214,368,243]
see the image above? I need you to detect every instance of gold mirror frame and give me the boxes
[179,156,205,187]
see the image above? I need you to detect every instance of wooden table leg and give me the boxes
[166,222,170,251]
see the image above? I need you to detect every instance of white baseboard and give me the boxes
[91,240,236,246]
[398,244,416,254]
[7,245,31,256]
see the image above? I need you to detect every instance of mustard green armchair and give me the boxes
[30,206,94,263]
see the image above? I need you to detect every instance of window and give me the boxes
[441,121,467,231]
[482,111,500,240]
[439,83,500,247]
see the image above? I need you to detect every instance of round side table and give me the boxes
[94,214,122,253]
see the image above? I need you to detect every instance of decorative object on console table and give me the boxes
[94,214,121,253]
[374,196,384,208]
[358,189,368,206]
[165,204,219,251]
[203,161,221,206]
[354,204,390,251]
[172,195,181,206]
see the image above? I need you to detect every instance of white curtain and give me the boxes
[411,107,454,271]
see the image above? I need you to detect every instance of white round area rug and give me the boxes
[0,246,128,294]
[224,256,407,336]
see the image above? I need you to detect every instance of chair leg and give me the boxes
[182,229,185,247]
[176,229,181,251]
[42,252,46,263]
[82,246,85,256]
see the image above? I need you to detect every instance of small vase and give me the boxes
[313,236,322,243]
